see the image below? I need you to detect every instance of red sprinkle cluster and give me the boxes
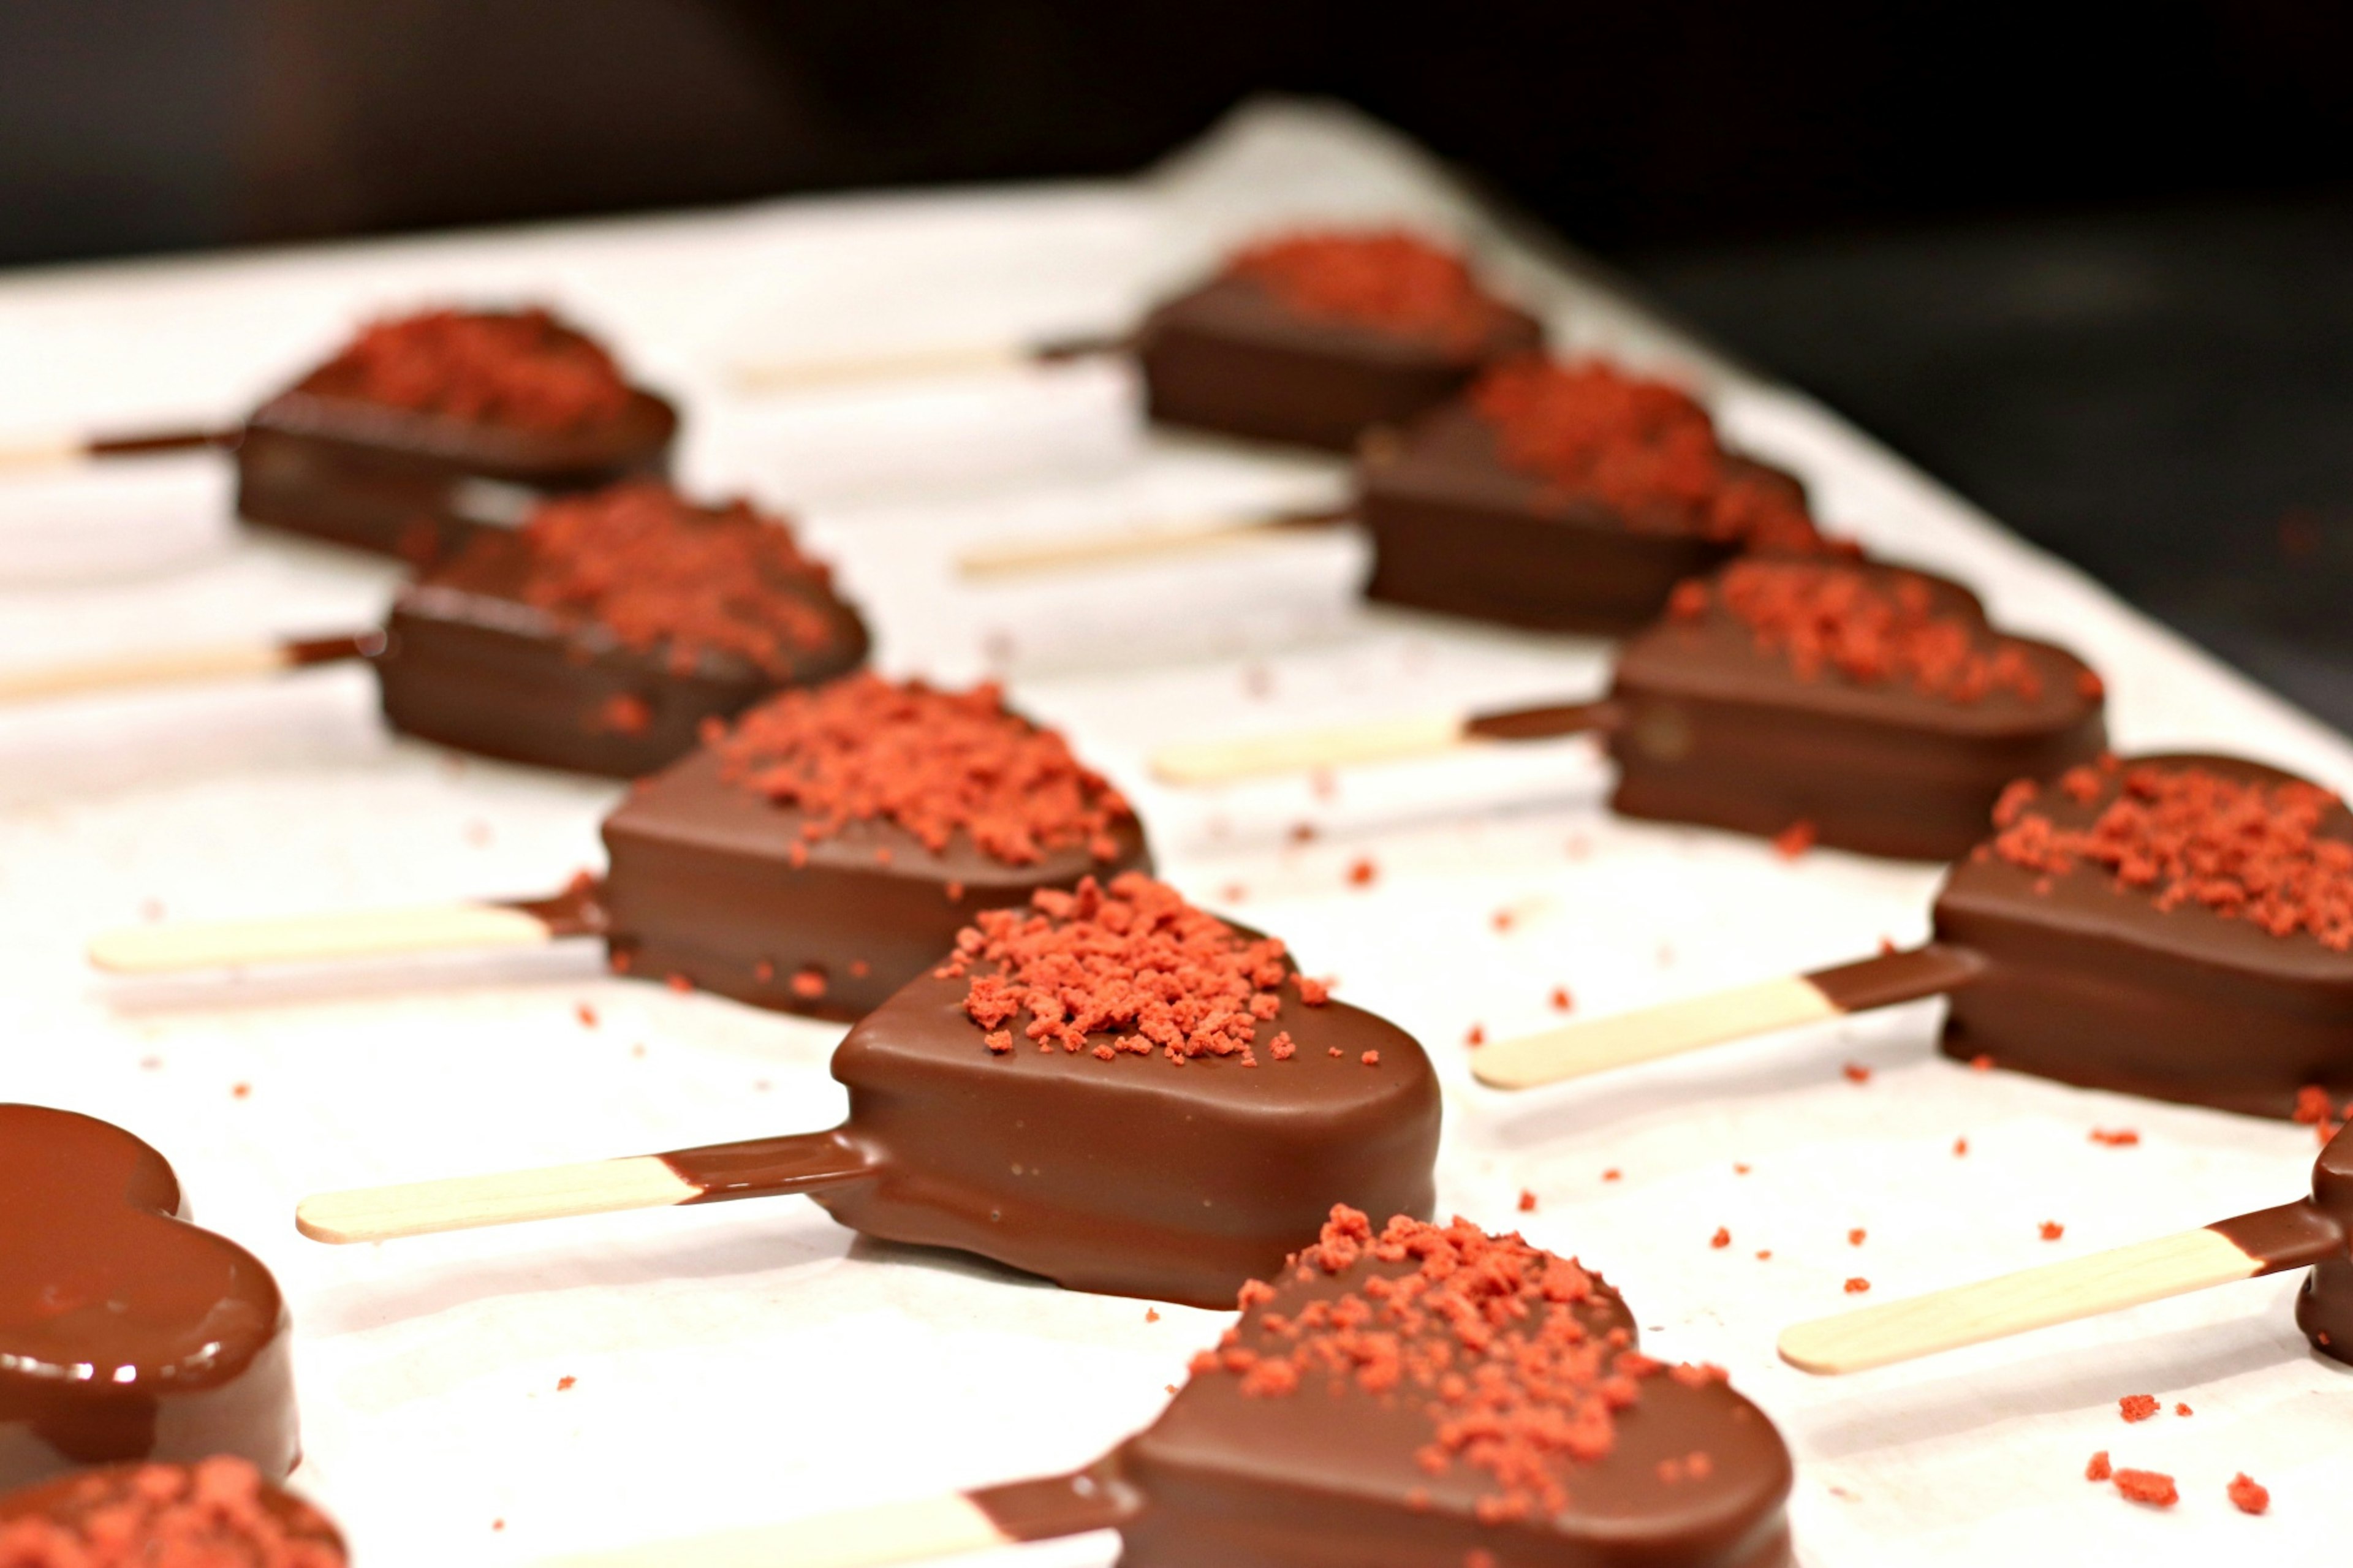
[518,483,843,675]
[718,675,1131,867]
[944,873,1307,1064]
[1471,360,1825,551]
[1678,561,2048,704]
[1990,759,2353,948]
[306,307,631,430]
[1196,1208,1719,1524]
[0,1458,343,1568]
[1225,229,1504,350]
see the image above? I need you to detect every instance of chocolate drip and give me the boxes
[968,1467,1141,1542]
[280,631,386,669]
[500,879,610,939]
[658,1130,877,1205]
[1807,944,1986,1013]
[1463,699,1623,743]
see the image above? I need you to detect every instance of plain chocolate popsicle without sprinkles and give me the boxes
[543,1209,1793,1568]
[0,1458,346,1568]
[89,673,1148,1023]
[295,877,1442,1309]
[1782,1116,2353,1375]
[1154,557,2107,864]
[1475,753,2353,1121]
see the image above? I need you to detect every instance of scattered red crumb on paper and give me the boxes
[230,1083,251,1100]
[1953,1136,1970,1156]
[2118,1395,2159,1423]
[1464,1024,1486,1047]
[1710,1227,1731,1249]
[2113,1469,2177,1507]
[1518,1191,1538,1213]
[1734,1162,1752,1175]
[1549,986,1574,1012]
[1755,1249,1773,1260]
[1843,1278,1870,1293]
[2085,1451,2112,1482]
[1346,857,1379,888]
[1602,1168,1623,1183]
[2090,1127,2140,1146]
[2040,1221,2064,1240]
[574,1002,598,1028]
[1490,909,1515,932]
[2173,1403,2192,1417]
[556,1376,575,1392]
[1842,1062,1872,1083]
[1847,1228,1866,1246]
[2227,1472,2268,1514]
[1145,1309,1160,1323]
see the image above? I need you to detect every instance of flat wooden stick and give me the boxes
[958,510,1343,581]
[0,632,376,705]
[87,901,561,974]
[1778,1228,2264,1375]
[0,425,231,472]
[732,341,1037,394]
[1152,713,1470,784]
[297,1155,700,1243]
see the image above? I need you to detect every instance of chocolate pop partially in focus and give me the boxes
[0,1106,297,1492]
[1782,1118,2353,1375]
[1156,558,2107,864]
[1476,754,2353,1121]
[91,675,1149,1023]
[297,876,1442,1309]
[544,1210,1793,1568]
[0,1458,344,1568]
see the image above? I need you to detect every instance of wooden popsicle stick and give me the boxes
[0,425,232,472]
[1778,1228,2264,1375]
[0,631,377,705]
[1152,713,1470,784]
[87,901,561,974]
[958,510,1344,581]
[296,1155,699,1243]
[1471,945,1984,1091]
[732,341,1039,394]
[538,1495,1008,1568]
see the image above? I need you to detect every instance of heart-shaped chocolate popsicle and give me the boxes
[0,1106,297,1491]
[0,1456,344,1568]
[1476,753,2353,1120]
[297,876,1440,1308]
[545,1209,1792,1568]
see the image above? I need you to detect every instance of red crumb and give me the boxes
[1968,1053,1993,1070]
[2118,1394,2159,1423]
[2085,1450,2113,1482]
[1224,229,1506,350]
[2227,1472,2269,1514]
[1734,1162,1752,1175]
[1953,1136,1969,1156]
[947,874,1325,1065]
[1214,1207,1711,1523]
[1990,762,2353,948]
[2090,1127,2140,1147]
[1294,974,1333,1006]
[1346,857,1379,888]
[1549,986,1574,1012]
[1362,1050,1381,1067]
[608,949,634,974]
[1289,822,1319,844]
[1877,935,1898,955]
[306,306,629,431]
[556,1376,575,1392]
[789,967,827,1000]
[1518,1190,1538,1212]
[0,1456,345,1568]
[1464,1024,1487,1047]
[2113,1468,2178,1507]
[665,972,692,994]
[2173,1403,2192,1417]
[1270,1032,1297,1061]
[492,1520,504,1533]
[1692,559,2052,705]
[1847,1228,1866,1246]
[1471,361,1827,552]
[754,960,775,983]
[592,693,652,735]
[1490,909,1516,933]
[629,1043,646,1059]
[1842,1062,1872,1083]
[1602,1168,1623,1183]
[574,1002,598,1028]
[1844,1278,1871,1294]
[1145,1308,1160,1323]
[716,675,1133,868]
[1710,1227,1732,1249]
[2039,1221,2065,1241]
[1774,820,1818,858]
[230,1083,251,1100]
[2294,1083,2334,1124]
[1755,1249,1773,1260]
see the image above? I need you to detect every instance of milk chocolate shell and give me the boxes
[0,1106,297,1491]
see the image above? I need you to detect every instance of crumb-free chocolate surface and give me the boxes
[1357,401,1808,633]
[1608,564,2105,860]
[599,747,1150,1019]
[0,1107,296,1492]
[377,530,868,778]
[1934,754,2353,1117]
[1136,275,1542,453]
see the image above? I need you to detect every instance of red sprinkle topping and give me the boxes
[2227,1472,2269,1515]
[1472,360,1825,551]
[946,874,1305,1064]
[2085,1450,2113,1482]
[1681,560,2052,705]
[2119,1394,2159,1423]
[306,306,630,431]
[1992,762,2353,947]
[718,675,1132,867]
[0,1457,343,1568]
[2113,1468,2178,1507]
[517,483,844,676]
[1208,1208,1699,1523]
[1224,230,1505,350]
[1774,820,1818,858]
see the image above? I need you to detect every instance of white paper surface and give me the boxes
[0,98,2344,1564]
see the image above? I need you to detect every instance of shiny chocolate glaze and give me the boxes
[1355,401,1808,634]
[599,747,1151,1020]
[1807,944,1986,1012]
[1608,564,2105,860]
[1110,1249,1791,1566]
[1934,754,2353,1118]
[235,385,677,561]
[0,1107,296,1491]
[0,1460,344,1565]
[1135,274,1543,453]
[2202,1123,2353,1364]
[814,958,1441,1307]
[375,529,868,778]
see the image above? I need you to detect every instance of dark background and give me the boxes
[7,0,2352,726]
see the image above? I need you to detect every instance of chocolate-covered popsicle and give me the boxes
[0,1458,344,1568]
[0,1106,297,1492]
[298,876,1442,1308]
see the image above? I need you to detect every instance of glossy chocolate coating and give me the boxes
[1112,1250,1791,1566]
[1135,275,1543,453]
[1935,754,2353,1118]
[0,1107,296,1491]
[376,531,869,778]
[599,747,1152,1020]
[813,960,1441,1306]
[1356,401,1808,633]
[236,385,676,561]
[1606,564,2105,860]
[2291,1121,2353,1362]
[0,1460,344,1566]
